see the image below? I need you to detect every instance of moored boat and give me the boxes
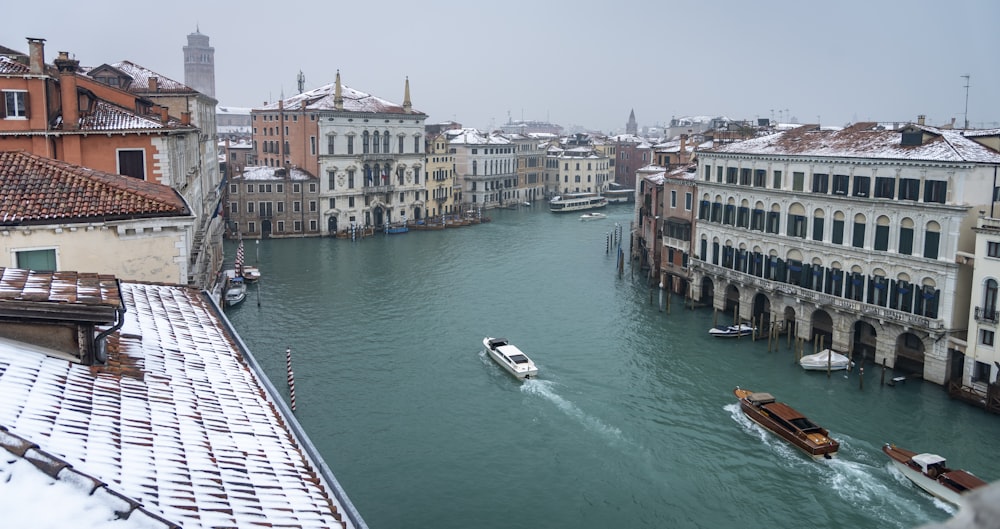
[241,266,262,282]
[483,337,538,379]
[733,387,839,460]
[800,349,851,371]
[708,323,755,338]
[224,275,247,307]
[882,443,988,507]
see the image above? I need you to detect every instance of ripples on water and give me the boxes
[227,207,997,529]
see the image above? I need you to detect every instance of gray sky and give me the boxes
[7,0,1000,133]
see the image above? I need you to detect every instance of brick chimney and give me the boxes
[159,106,169,123]
[181,111,191,125]
[148,76,158,91]
[26,37,45,75]
[54,51,81,130]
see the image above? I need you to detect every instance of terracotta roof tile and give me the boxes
[0,267,121,307]
[0,55,29,74]
[0,151,189,224]
[107,61,193,94]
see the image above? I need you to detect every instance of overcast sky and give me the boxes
[7,0,999,133]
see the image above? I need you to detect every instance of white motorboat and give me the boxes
[483,337,538,379]
[580,212,607,221]
[800,349,852,371]
[241,266,262,282]
[882,443,988,507]
[224,277,247,307]
[708,323,755,338]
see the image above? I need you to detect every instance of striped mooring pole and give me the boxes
[286,346,297,412]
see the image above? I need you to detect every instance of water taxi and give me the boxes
[734,387,839,460]
[580,212,607,221]
[882,443,988,507]
[483,337,538,379]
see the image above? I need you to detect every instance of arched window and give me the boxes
[362,131,370,154]
[383,131,390,153]
[372,131,380,153]
[899,217,915,255]
[924,221,941,259]
[984,279,999,320]
[874,215,891,251]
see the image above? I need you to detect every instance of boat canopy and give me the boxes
[912,453,946,471]
[748,392,775,405]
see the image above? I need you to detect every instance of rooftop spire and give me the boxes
[334,70,343,111]
[403,76,411,113]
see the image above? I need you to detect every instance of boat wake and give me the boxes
[522,378,630,448]
[726,403,949,527]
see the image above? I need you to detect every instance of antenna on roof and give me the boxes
[297,70,305,94]
[961,74,970,129]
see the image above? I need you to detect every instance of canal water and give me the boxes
[225,205,1000,529]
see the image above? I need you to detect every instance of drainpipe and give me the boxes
[93,280,127,364]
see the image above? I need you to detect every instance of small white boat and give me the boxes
[580,212,607,221]
[800,349,852,371]
[224,277,247,307]
[708,323,755,338]
[241,266,262,282]
[483,337,538,379]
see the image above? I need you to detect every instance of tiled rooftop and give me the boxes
[259,82,424,115]
[104,61,194,94]
[0,151,189,224]
[0,267,121,307]
[0,280,359,528]
[0,55,29,74]
[73,100,184,132]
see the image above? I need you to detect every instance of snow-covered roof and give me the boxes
[446,128,510,146]
[707,123,1000,164]
[258,82,423,116]
[238,165,315,181]
[217,106,253,115]
[0,279,362,528]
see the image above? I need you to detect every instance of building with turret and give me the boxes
[183,28,215,98]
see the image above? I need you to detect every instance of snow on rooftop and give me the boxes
[0,282,358,529]
[259,82,423,116]
[239,165,314,181]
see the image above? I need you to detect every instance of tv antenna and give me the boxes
[961,74,970,129]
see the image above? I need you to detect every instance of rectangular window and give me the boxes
[772,170,782,189]
[310,220,318,231]
[981,330,995,347]
[229,184,237,194]
[310,136,316,156]
[229,202,237,213]
[15,248,56,271]
[924,230,940,259]
[766,211,780,234]
[832,174,849,195]
[739,168,751,186]
[399,136,404,153]
[328,136,335,154]
[787,215,806,238]
[2,90,28,118]
[924,180,947,204]
[294,221,302,232]
[247,184,254,193]
[277,220,285,232]
[685,192,692,211]
[989,241,1000,257]
[812,173,829,193]
[793,172,804,191]
[900,227,913,255]
[309,201,317,212]
[247,202,255,213]
[294,201,301,212]
[328,171,336,190]
[751,209,764,231]
[258,184,266,193]
[812,217,824,241]
[753,169,766,187]
[347,136,354,155]
[248,221,256,233]
[716,166,723,183]
[853,175,870,197]
[726,167,737,184]
[899,178,920,200]
[704,165,711,181]
[117,149,146,179]
[670,190,677,208]
[277,202,284,213]
[293,183,301,193]
[874,177,895,198]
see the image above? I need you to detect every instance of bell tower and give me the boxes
[183,27,215,98]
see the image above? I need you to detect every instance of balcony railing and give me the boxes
[363,184,394,194]
[695,261,944,331]
[975,306,999,323]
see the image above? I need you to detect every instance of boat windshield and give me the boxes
[509,354,530,364]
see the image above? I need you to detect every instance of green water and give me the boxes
[226,205,1000,529]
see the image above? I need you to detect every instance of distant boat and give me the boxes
[708,323,755,338]
[241,266,262,282]
[549,194,608,213]
[385,223,409,234]
[579,212,607,221]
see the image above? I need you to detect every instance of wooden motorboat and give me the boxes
[733,387,839,460]
[882,443,988,507]
[483,337,538,379]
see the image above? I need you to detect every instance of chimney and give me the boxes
[148,76,158,91]
[27,37,45,75]
[181,111,191,126]
[160,106,169,123]
[917,114,926,126]
[55,52,80,130]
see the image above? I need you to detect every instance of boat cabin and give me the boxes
[911,453,947,476]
